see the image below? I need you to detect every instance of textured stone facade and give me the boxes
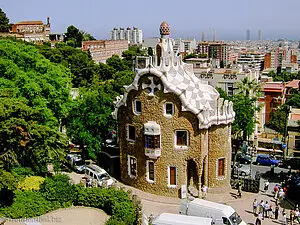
[114,22,234,197]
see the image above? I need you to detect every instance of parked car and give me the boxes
[67,153,85,173]
[256,154,279,166]
[83,164,115,187]
[234,152,252,164]
[232,162,251,177]
[281,157,300,170]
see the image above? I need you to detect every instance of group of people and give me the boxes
[253,180,300,225]
[253,198,280,224]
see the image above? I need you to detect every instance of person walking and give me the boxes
[275,204,279,220]
[259,200,264,215]
[237,182,242,198]
[202,185,208,199]
[256,212,263,225]
[264,201,270,218]
[295,207,300,224]
[264,180,269,192]
[290,210,295,225]
[274,184,279,199]
[253,199,258,215]
[283,212,288,225]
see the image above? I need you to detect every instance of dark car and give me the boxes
[234,152,252,164]
[256,154,279,166]
[281,157,300,170]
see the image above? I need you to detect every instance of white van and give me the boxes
[152,213,213,225]
[83,164,115,187]
[179,199,246,225]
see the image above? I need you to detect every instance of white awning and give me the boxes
[144,121,161,135]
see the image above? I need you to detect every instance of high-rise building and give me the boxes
[110,27,143,45]
[258,30,262,41]
[246,29,250,40]
[196,41,228,67]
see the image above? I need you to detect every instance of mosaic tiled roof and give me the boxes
[113,23,235,129]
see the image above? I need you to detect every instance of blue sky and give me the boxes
[1,0,300,40]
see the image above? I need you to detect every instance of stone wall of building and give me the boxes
[118,75,230,197]
[207,124,232,192]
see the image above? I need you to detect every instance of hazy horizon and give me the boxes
[1,0,300,41]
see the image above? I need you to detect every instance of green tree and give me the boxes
[64,25,84,48]
[107,55,130,72]
[236,77,261,97]
[82,31,96,41]
[66,86,116,159]
[231,94,257,141]
[268,104,289,134]
[0,8,9,32]
[0,39,70,173]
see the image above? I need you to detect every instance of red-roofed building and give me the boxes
[285,80,300,99]
[260,82,285,123]
[7,17,50,43]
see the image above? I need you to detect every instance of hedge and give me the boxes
[75,187,138,225]
[0,174,140,225]
[0,191,53,219]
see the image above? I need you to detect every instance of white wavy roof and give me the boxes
[113,38,235,129]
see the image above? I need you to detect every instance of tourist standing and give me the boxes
[264,180,269,192]
[253,199,258,215]
[202,185,208,199]
[264,201,270,218]
[256,212,263,225]
[274,184,279,199]
[275,204,279,220]
[295,207,300,224]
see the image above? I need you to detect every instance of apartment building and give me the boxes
[82,40,128,63]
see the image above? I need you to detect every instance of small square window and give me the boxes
[134,99,142,115]
[175,130,189,148]
[165,103,174,117]
[127,125,136,141]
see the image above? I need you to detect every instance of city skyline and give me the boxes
[1,0,300,40]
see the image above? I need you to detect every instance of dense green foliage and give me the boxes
[18,176,45,191]
[40,174,76,208]
[10,167,35,180]
[268,70,300,82]
[0,39,70,172]
[0,8,9,32]
[217,78,261,141]
[0,170,17,207]
[0,190,53,219]
[0,174,139,224]
[66,86,116,159]
[76,187,138,225]
[64,25,84,48]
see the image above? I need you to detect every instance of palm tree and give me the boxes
[236,77,261,98]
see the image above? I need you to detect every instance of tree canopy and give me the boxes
[0,8,9,32]
[0,39,70,172]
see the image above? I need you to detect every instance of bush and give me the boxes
[40,174,76,208]
[76,187,138,225]
[18,176,45,190]
[111,201,136,224]
[0,190,52,218]
[105,218,127,225]
[11,167,34,180]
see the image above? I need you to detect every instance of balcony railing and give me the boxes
[145,148,161,159]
